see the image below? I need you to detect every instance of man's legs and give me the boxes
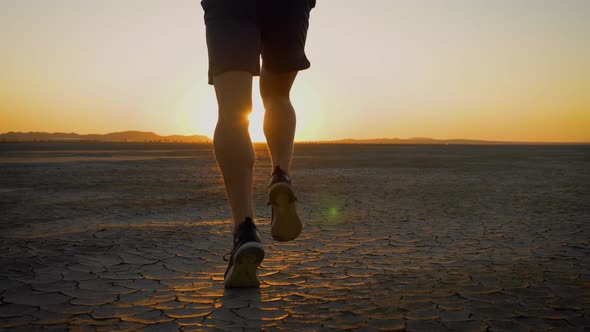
[260,68,298,173]
[212,71,255,232]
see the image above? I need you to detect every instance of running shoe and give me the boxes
[268,166,302,241]
[223,217,265,288]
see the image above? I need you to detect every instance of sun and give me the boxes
[179,76,323,142]
[175,81,267,142]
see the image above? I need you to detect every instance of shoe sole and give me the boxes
[224,242,265,289]
[269,182,302,242]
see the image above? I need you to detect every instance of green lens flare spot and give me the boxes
[329,207,338,216]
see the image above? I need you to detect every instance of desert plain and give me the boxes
[0,142,589,331]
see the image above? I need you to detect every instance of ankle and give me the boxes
[234,217,255,234]
[272,165,289,176]
[270,166,292,186]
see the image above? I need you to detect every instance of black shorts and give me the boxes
[201,0,315,85]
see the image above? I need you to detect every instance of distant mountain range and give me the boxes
[322,137,532,145]
[0,131,585,144]
[0,131,211,143]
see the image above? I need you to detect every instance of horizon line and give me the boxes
[1,130,589,144]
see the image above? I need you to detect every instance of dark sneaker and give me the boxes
[223,218,265,288]
[268,166,302,242]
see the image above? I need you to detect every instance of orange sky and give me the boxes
[1,0,589,142]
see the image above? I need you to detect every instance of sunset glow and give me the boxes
[1,0,589,142]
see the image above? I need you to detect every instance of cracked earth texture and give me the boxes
[0,143,589,331]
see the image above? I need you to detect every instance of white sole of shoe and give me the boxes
[269,182,302,242]
[224,242,265,289]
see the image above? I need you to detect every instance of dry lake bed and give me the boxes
[0,142,589,331]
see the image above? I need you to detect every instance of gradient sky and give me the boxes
[1,0,589,142]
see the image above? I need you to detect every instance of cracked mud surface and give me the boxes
[1,143,589,331]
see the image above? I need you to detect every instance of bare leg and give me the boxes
[260,68,298,173]
[212,71,255,232]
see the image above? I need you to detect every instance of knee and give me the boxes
[216,106,251,129]
[261,94,292,113]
